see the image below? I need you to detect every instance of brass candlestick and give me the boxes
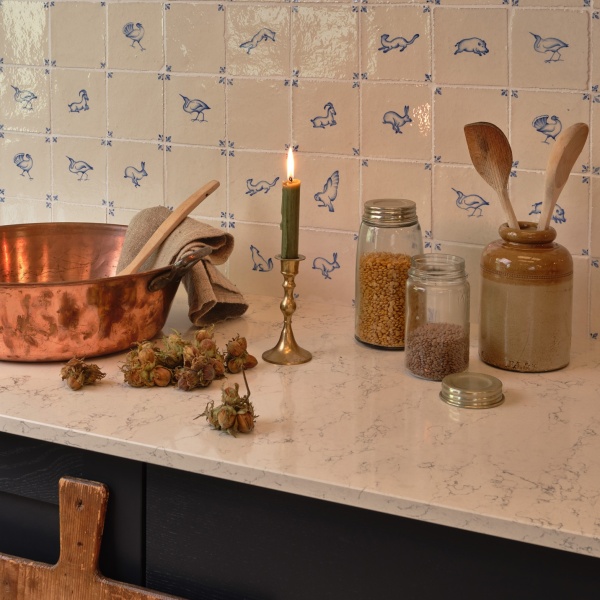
[262,255,312,365]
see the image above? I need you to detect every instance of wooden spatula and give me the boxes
[118,180,220,276]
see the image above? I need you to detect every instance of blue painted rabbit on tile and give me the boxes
[314,171,339,212]
[529,201,566,224]
[250,245,273,271]
[311,102,337,128]
[246,177,279,196]
[378,34,419,54]
[240,28,276,54]
[124,162,147,188]
[312,253,340,279]
[383,106,411,134]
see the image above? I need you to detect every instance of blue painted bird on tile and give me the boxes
[532,115,562,144]
[124,162,147,187]
[454,188,489,217]
[314,171,339,212]
[311,102,337,128]
[240,28,276,54]
[529,201,566,224]
[378,33,419,54]
[312,253,340,280]
[246,177,279,196]
[67,156,93,181]
[68,90,89,113]
[123,22,145,51]
[14,153,33,180]
[530,32,568,63]
[180,94,210,122]
[454,37,489,56]
[383,106,411,134]
[11,85,37,110]
[250,245,273,271]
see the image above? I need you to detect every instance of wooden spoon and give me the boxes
[464,122,519,230]
[538,122,588,231]
[117,179,220,276]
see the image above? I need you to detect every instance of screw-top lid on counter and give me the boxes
[440,372,504,409]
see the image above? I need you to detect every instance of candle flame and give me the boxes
[287,147,294,181]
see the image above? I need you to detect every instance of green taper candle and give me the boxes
[281,148,300,258]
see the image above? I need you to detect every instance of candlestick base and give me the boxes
[262,255,312,366]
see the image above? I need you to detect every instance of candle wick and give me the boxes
[288,176,293,183]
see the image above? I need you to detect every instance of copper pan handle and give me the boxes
[147,246,212,292]
[118,180,220,276]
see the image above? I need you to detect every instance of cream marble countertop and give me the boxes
[0,292,599,559]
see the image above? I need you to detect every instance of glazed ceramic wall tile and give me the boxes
[166,4,225,75]
[292,6,358,79]
[165,75,225,146]
[361,82,431,160]
[0,66,50,133]
[52,202,108,223]
[0,198,49,224]
[107,140,163,211]
[0,1,48,67]
[227,78,290,151]
[433,86,508,165]
[51,2,105,69]
[228,150,283,225]
[53,137,106,205]
[591,264,600,339]
[107,2,164,72]
[294,153,360,231]
[510,169,590,255]
[360,160,432,233]
[361,6,431,83]
[292,80,359,155]
[510,89,590,171]
[107,71,163,141]
[165,146,227,220]
[0,133,51,200]
[590,177,600,257]
[511,9,589,91]
[433,8,508,87]
[51,69,106,138]
[433,164,507,246]
[226,5,290,78]
[571,256,590,341]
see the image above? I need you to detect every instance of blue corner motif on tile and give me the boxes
[529,201,566,224]
[454,188,488,217]
[11,85,37,110]
[314,170,339,212]
[454,38,489,56]
[383,106,411,134]
[311,102,337,128]
[67,156,93,181]
[246,177,279,196]
[312,253,340,279]
[240,28,276,54]
[532,115,562,143]
[124,162,147,187]
[250,245,273,271]
[123,22,145,51]
[530,33,568,63]
[14,153,33,180]
[68,89,89,113]
[378,33,419,54]
[180,94,210,122]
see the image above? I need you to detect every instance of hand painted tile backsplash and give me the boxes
[0,0,599,339]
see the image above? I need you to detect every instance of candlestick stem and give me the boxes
[262,255,312,365]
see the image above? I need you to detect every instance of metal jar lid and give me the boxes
[440,372,504,409]
[362,199,418,227]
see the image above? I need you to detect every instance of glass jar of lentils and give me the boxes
[405,254,470,380]
[355,199,423,349]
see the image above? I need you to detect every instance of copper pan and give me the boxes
[0,222,210,362]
